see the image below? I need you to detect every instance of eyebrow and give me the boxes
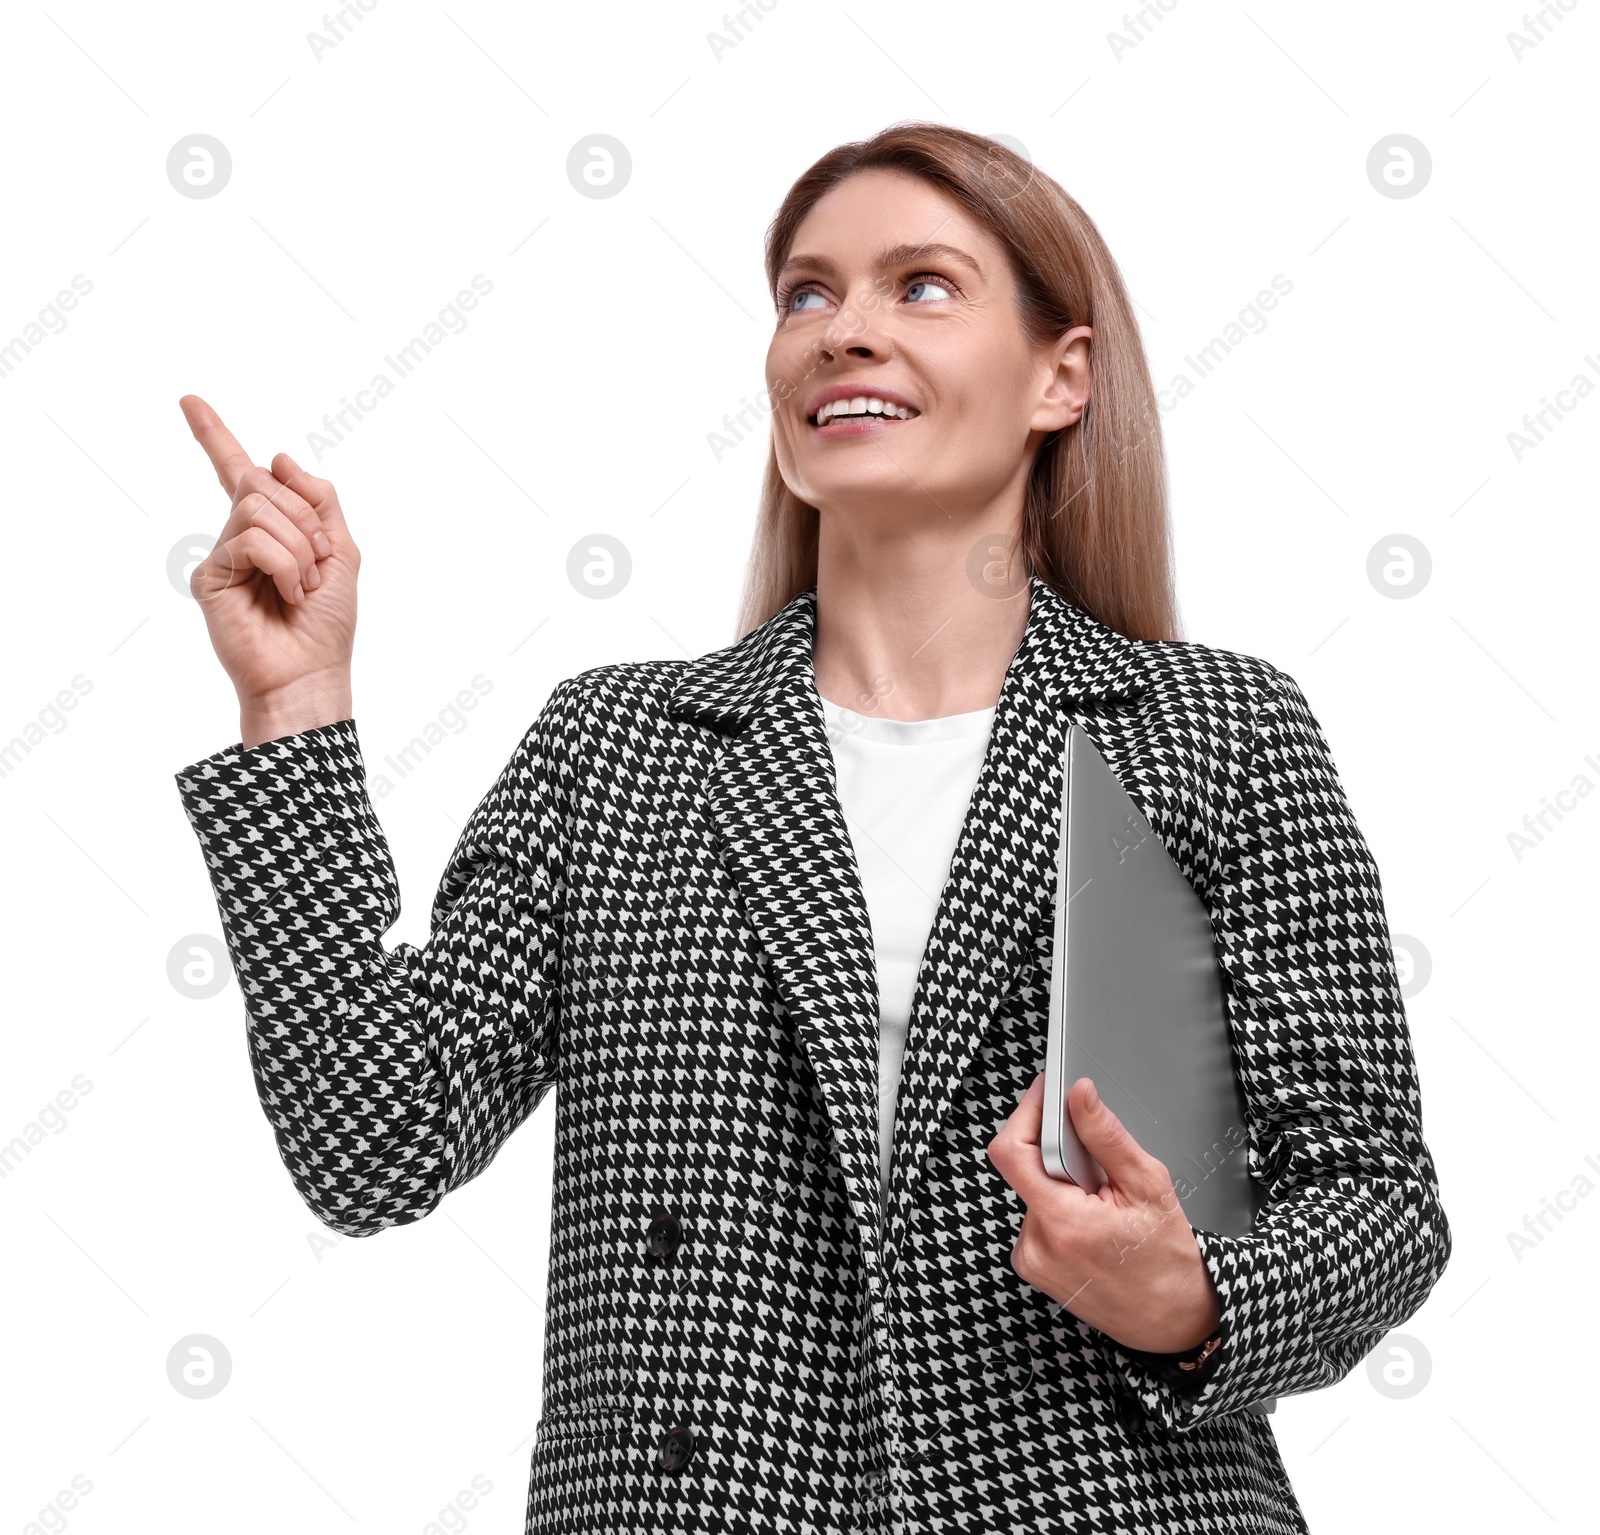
[776,241,985,283]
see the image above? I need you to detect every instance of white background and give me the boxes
[1,1,1593,1530]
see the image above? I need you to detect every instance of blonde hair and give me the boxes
[736,121,1182,645]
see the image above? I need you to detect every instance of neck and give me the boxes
[811,527,1031,722]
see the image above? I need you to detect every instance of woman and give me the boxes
[174,123,1451,1534]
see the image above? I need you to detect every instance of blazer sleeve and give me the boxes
[172,679,585,1239]
[1092,662,1453,1430]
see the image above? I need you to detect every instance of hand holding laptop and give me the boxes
[987,1071,1223,1356]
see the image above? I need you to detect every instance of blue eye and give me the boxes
[777,269,962,316]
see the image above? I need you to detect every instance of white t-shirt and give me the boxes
[818,691,997,1212]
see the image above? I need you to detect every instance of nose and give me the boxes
[817,339,879,363]
[817,314,886,363]
[816,280,895,360]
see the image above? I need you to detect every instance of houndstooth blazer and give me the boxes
[174,575,1451,1535]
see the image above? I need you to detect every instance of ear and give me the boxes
[1034,324,1093,433]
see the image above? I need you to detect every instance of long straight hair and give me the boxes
[735,122,1182,645]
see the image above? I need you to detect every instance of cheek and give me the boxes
[963,385,1038,451]
[933,335,1027,417]
[766,332,809,390]
[933,393,1020,457]
[765,374,800,419]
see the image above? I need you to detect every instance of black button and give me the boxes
[645,1213,682,1261]
[1112,1382,1145,1434]
[658,1424,696,1473]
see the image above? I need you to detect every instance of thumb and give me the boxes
[1068,1078,1151,1188]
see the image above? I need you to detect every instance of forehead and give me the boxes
[781,170,1003,281]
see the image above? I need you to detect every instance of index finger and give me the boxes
[180,394,255,501]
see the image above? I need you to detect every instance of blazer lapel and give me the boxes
[667,588,887,1284]
[877,578,1150,1271]
[665,577,1150,1288]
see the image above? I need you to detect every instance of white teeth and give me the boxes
[814,395,917,425]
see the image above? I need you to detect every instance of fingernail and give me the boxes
[1085,1082,1099,1108]
[304,562,321,589]
[294,584,304,603]
[313,531,332,556]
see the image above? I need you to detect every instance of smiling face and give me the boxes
[765,168,1090,551]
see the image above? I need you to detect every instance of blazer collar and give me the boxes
[667,574,1148,733]
[665,576,1150,1286]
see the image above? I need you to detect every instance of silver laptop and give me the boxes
[1043,724,1275,1412]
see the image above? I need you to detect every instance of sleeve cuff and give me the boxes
[176,714,363,807]
[1090,1226,1298,1430]
[173,717,380,901]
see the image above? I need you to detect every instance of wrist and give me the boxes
[1168,1244,1223,1349]
[1126,1320,1225,1393]
[1170,1286,1223,1354]
[1131,1267,1221,1356]
[239,675,353,748]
